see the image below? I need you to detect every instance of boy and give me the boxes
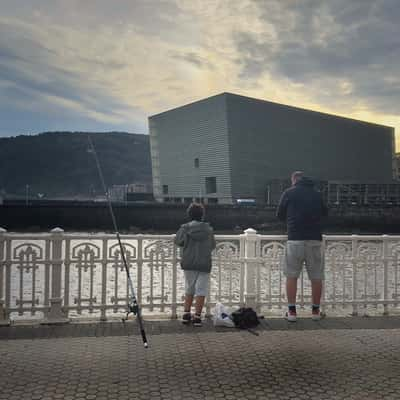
[175,203,216,326]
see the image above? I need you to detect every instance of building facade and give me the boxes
[395,153,400,181]
[149,93,396,204]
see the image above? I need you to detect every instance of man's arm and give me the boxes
[276,191,289,221]
[321,196,328,217]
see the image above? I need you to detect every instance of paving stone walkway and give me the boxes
[1,317,400,399]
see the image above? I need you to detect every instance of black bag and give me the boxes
[231,307,260,330]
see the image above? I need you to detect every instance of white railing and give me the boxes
[0,227,399,324]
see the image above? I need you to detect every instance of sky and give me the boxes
[0,0,399,149]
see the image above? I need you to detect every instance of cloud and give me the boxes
[0,15,148,130]
[234,1,400,115]
[168,50,214,69]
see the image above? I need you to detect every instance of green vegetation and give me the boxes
[0,131,152,198]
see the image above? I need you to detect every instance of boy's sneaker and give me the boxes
[193,314,202,327]
[182,312,191,324]
[312,308,321,321]
[285,310,297,322]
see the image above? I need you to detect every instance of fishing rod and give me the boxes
[87,134,148,348]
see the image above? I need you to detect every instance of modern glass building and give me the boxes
[149,93,395,204]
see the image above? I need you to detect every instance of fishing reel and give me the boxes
[121,301,138,322]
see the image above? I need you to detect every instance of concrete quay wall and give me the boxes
[1,202,400,233]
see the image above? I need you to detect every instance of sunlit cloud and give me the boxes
[0,0,398,149]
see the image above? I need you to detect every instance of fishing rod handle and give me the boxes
[141,330,149,348]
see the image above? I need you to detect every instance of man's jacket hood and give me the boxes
[185,221,212,241]
[296,176,315,187]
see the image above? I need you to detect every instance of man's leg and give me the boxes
[311,279,322,306]
[305,241,324,320]
[310,279,323,320]
[286,277,298,305]
[284,241,303,321]
[286,277,298,321]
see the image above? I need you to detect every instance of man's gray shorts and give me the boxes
[283,240,324,280]
[184,270,210,296]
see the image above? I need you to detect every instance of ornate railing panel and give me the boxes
[207,236,243,313]
[0,228,399,323]
[258,236,287,311]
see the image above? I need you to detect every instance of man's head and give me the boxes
[291,171,304,186]
[187,202,204,221]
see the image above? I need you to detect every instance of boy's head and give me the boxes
[187,202,204,222]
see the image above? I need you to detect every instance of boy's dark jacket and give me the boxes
[277,177,328,241]
[175,221,216,272]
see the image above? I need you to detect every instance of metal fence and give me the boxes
[0,227,399,324]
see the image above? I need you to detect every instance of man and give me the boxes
[277,171,328,322]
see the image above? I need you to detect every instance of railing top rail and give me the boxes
[256,235,287,240]
[62,233,177,240]
[1,230,400,241]
[0,232,177,240]
[322,234,400,240]
[216,235,244,240]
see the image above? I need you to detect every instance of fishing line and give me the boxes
[87,134,148,348]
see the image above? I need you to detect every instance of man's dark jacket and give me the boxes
[277,177,328,241]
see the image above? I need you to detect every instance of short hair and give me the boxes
[187,202,204,221]
[291,171,304,183]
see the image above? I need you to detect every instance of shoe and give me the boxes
[193,314,202,327]
[182,312,191,324]
[285,310,297,322]
[312,309,321,321]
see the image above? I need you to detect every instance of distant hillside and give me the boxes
[0,131,152,198]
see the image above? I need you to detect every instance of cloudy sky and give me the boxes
[0,0,399,148]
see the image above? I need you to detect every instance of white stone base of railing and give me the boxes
[41,298,70,325]
[0,301,10,326]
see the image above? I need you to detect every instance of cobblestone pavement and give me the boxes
[0,317,400,399]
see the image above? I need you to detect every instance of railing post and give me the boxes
[320,235,326,316]
[171,241,178,319]
[0,227,10,326]
[351,234,358,316]
[42,228,69,324]
[382,235,389,316]
[243,228,258,309]
[100,238,107,322]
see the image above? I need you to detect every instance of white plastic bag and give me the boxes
[213,302,235,327]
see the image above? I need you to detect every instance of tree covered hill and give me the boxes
[0,131,152,198]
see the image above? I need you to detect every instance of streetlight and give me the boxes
[25,184,30,205]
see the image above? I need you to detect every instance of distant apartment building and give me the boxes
[109,183,153,202]
[109,185,126,202]
[149,93,396,204]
